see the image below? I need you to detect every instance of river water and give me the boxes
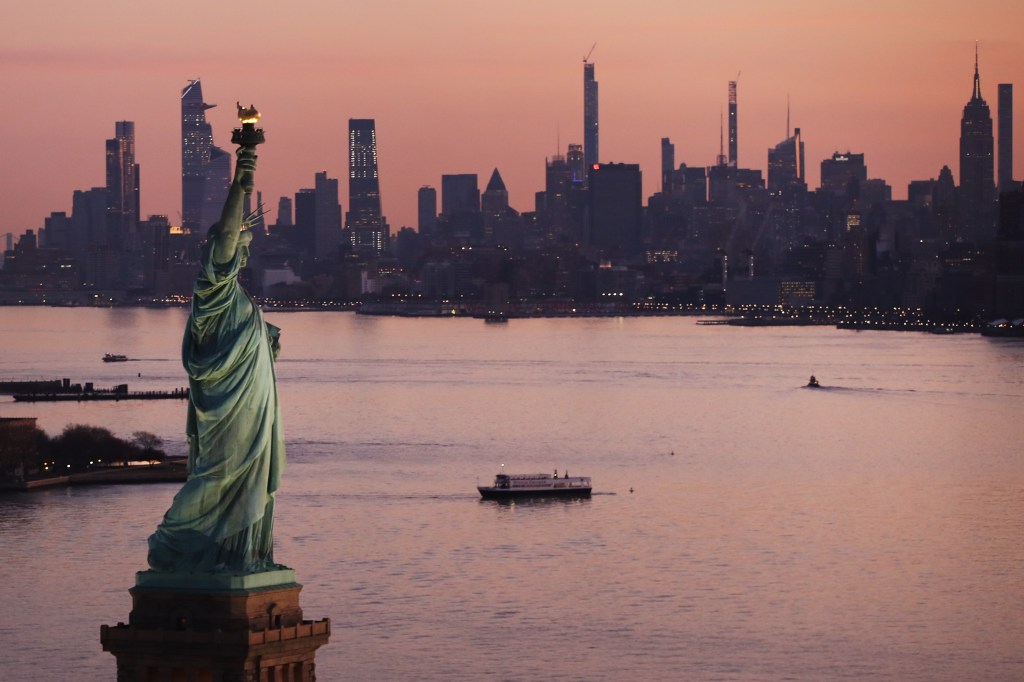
[0,307,1022,680]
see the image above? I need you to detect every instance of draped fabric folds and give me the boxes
[148,242,284,573]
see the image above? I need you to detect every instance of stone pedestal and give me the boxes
[101,569,330,682]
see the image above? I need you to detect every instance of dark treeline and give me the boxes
[0,423,166,482]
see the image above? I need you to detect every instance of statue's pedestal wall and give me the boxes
[101,570,330,682]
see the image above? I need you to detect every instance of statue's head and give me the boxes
[204,223,253,267]
[237,230,253,267]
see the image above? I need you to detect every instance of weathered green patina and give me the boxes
[147,143,285,575]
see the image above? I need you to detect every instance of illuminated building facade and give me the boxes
[346,118,387,254]
[179,80,230,239]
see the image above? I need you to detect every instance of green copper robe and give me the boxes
[148,241,284,573]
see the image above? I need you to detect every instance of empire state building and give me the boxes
[959,47,996,244]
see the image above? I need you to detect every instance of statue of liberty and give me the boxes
[148,108,284,574]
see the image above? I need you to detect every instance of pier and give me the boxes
[2,377,189,402]
[12,387,188,402]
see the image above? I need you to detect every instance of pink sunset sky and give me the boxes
[1,0,1021,238]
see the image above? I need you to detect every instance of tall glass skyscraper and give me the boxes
[105,121,139,245]
[584,61,599,171]
[181,79,228,235]
[346,118,387,254]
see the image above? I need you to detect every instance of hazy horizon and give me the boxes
[1,0,1022,237]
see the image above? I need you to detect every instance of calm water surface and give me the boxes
[0,307,1022,680]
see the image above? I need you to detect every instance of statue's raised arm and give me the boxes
[211,146,257,265]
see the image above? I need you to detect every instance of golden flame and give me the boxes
[237,102,261,124]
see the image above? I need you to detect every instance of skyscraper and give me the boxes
[181,80,212,231]
[441,174,480,217]
[998,83,1014,193]
[418,186,437,235]
[820,152,867,199]
[584,60,599,170]
[566,143,586,184]
[587,163,643,257]
[481,169,509,213]
[482,169,521,246]
[346,119,387,255]
[661,138,675,193]
[277,197,293,227]
[201,147,231,234]
[181,79,229,235]
[314,171,342,260]
[105,121,139,245]
[728,80,738,168]
[767,128,805,193]
[959,47,996,243]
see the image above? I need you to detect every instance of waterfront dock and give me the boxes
[12,387,189,402]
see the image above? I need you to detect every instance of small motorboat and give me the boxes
[807,375,821,388]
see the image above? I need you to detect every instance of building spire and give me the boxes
[973,41,982,101]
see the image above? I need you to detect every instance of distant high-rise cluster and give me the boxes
[4,52,1022,320]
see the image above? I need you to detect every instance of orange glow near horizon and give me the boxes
[0,1,1022,237]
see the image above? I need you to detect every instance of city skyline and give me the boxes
[1,1,1022,238]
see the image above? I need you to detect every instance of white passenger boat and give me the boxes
[477,471,592,499]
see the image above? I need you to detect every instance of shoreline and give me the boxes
[0,459,187,492]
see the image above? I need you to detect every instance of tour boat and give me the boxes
[478,471,592,499]
[103,354,129,362]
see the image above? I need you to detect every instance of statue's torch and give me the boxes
[231,103,264,196]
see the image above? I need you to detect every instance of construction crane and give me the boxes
[583,43,596,64]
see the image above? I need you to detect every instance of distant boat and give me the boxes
[103,354,129,362]
[807,375,821,388]
[478,471,592,499]
[474,310,509,322]
[981,318,1024,338]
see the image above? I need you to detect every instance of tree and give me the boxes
[51,424,123,471]
[0,422,49,480]
[132,431,165,463]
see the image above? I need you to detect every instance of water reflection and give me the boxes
[1,309,1023,681]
